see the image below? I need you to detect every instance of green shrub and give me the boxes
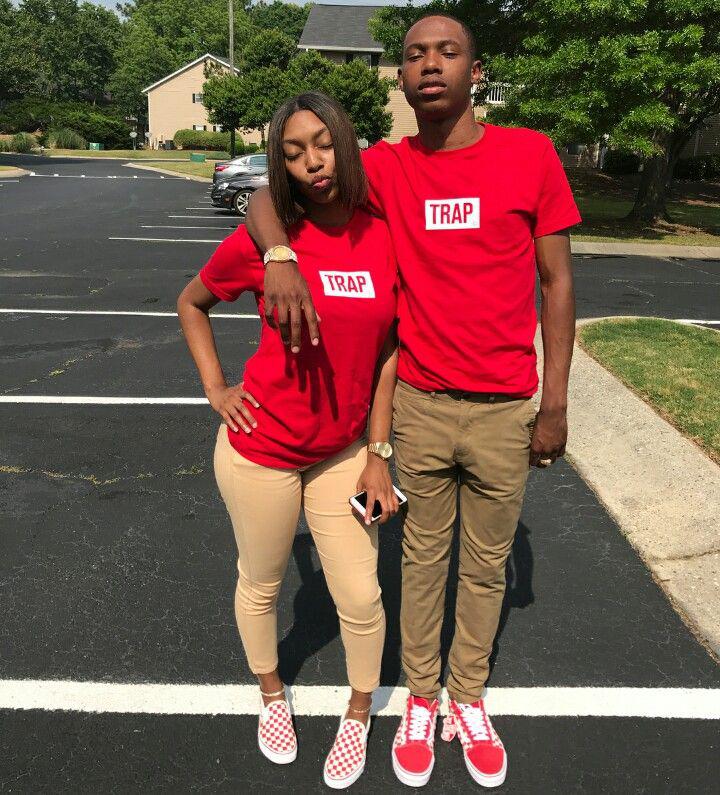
[10,132,37,153]
[173,128,234,151]
[0,139,9,152]
[47,128,88,150]
[603,149,641,175]
[245,142,264,153]
[674,155,720,181]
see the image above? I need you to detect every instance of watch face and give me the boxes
[271,245,294,260]
[375,442,393,459]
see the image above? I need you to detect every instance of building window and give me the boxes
[345,52,375,67]
[192,92,204,103]
[193,124,206,131]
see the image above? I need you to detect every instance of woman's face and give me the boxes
[281,110,339,206]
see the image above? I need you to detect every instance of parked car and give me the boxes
[211,171,269,216]
[212,153,268,184]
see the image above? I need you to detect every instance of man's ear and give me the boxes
[471,60,483,86]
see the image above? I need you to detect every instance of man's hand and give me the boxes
[264,261,320,353]
[529,405,567,468]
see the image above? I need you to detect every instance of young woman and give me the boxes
[177,92,399,789]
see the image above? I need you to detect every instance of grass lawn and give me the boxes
[569,170,720,246]
[0,165,19,171]
[134,161,216,179]
[578,318,720,462]
[44,148,230,160]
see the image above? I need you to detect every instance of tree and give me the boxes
[285,50,336,95]
[323,60,393,143]
[0,1,39,101]
[108,17,176,123]
[487,1,720,224]
[202,72,246,157]
[248,1,311,42]
[242,29,297,70]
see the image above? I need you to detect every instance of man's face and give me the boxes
[398,16,481,120]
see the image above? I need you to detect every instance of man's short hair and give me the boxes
[409,13,478,61]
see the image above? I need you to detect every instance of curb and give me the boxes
[0,168,30,178]
[572,240,720,260]
[536,320,720,660]
[123,162,212,183]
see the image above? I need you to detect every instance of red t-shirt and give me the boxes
[199,209,397,469]
[362,123,581,396]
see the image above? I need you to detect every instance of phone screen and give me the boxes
[353,491,383,520]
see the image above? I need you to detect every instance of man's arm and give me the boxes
[245,187,319,352]
[531,229,575,468]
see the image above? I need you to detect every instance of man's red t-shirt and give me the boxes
[200,209,397,469]
[362,123,581,396]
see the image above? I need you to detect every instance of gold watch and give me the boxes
[368,441,393,461]
[263,245,298,267]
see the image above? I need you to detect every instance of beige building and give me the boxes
[142,53,262,150]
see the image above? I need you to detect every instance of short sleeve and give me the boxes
[533,138,582,238]
[199,227,262,302]
[361,145,387,219]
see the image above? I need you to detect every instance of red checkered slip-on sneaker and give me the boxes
[257,699,297,765]
[391,695,439,787]
[323,715,370,789]
[442,698,506,787]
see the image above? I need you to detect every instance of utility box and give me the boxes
[88,142,104,150]
[189,153,206,163]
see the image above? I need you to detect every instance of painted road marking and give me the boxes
[677,319,720,325]
[0,308,257,318]
[168,215,233,219]
[2,681,719,719]
[0,396,209,405]
[27,172,181,181]
[108,237,222,243]
[140,225,237,230]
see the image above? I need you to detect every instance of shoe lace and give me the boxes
[407,702,432,742]
[456,703,500,746]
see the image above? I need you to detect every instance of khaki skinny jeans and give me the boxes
[214,426,385,693]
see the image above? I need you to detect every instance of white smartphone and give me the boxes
[349,486,408,522]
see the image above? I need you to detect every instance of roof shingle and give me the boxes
[298,4,384,51]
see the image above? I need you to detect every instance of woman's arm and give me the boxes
[356,324,400,525]
[177,276,260,434]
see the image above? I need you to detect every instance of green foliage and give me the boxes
[248,1,311,42]
[0,139,10,153]
[173,129,234,151]
[242,29,297,70]
[10,132,37,153]
[674,155,720,181]
[323,60,393,143]
[603,149,642,175]
[47,128,88,150]
[285,50,336,95]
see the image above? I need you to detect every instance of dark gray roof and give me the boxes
[298,4,384,52]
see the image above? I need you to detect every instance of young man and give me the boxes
[245,14,580,788]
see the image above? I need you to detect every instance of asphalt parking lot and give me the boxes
[1,154,719,793]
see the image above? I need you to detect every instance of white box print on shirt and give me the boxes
[425,198,480,230]
[319,271,376,298]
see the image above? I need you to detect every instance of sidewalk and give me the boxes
[572,240,720,260]
[0,168,29,178]
[536,323,720,658]
[124,162,211,182]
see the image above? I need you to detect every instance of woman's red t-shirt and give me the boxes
[199,208,397,469]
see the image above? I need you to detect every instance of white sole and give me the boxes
[323,762,365,789]
[464,753,507,788]
[257,732,297,765]
[392,753,434,787]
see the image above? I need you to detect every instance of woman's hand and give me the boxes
[207,382,260,434]
[355,455,400,526]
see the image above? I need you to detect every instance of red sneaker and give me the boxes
[392,695,439,787]
[442,699,506,787]
[323,716,370,789]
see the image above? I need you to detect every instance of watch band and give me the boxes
[367,441,393,460]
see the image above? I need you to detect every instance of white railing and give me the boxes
[485,82,512,105]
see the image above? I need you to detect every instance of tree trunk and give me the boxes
[230,128,236,158]
[260,126,266,149]
[626,132,687,225]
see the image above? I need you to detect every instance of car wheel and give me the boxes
[233,189,253,216]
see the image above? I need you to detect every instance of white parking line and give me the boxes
[27,172,181,180]
[0,308,257,318]
[677,319,720,325]
[2,681,719,719]
[140,225,237,230]
[0,396,209,405]
[108,237,222,243]
[168,215,234,219]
